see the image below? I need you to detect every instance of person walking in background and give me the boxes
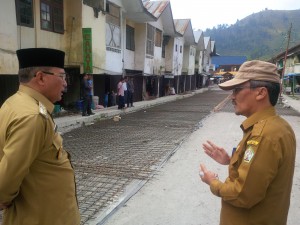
[87,74,95,115]
[81,73,90,116]
[127,77,134,107]
[123,77,128,107]
[0,48,80,225]
[117,77,125,109]
[109,90,116,107]
[104,91,109,108]
[199,60,296,225]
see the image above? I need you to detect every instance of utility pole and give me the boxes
[279,23,292,103]
[282,23,292,79]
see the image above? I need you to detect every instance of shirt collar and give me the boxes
[241,106,276,131]
[19,85,54,114]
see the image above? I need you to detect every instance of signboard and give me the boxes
[82,28,93,73]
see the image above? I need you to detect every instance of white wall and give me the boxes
[124,50,135,70]
[188,46,196,75]
[144,20,163,75]
[82,4,106,74]
[165,38,174,72]
[173,37,183,75]
[0,0,19,73]
[182,45,189,73]
[134,24,146,71]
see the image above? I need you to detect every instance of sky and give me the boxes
[170,0,300,30]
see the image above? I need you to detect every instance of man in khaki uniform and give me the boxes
[199,60,296,225]
[0,48,80,225]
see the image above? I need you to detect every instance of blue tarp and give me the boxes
[212,56,247,66]
[285,73,300,77]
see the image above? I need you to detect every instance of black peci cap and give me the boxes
[16,48,65,69]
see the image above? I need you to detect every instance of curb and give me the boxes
[55,88,208,134]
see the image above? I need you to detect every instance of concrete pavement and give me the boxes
[54,88,208,134]
[100,91,300,225]
[54,89,300,134]
[53,88,300,225]
[1,88,299,224]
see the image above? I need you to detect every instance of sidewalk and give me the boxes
[102,93,300,225]
[281,93,300,113]
[54,88,208,133]
[54,91,300,134]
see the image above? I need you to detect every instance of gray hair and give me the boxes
[250,80,280,106]
[18,67,51,83]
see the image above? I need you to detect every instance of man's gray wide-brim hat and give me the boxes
[218,60,281,90]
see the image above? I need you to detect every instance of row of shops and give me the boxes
[283,73,300,95]
[0,72,211,111]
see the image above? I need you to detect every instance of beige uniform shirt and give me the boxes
[0,85,80,225]
[210,107,296,225]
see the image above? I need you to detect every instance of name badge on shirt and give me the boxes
[244,146,255,163]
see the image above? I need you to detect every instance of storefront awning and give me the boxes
[200,72,212,76]
[164,75,174,79]
[284,73,300,77]
[214,71,238,76]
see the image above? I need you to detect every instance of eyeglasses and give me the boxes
[232,86,251,95]
[42,71,67,80]
[232,86,266,95]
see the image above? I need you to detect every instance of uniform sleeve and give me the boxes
[0,115,46,203]
[210,136,281,208]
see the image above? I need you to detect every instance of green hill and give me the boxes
[204,9,300,60]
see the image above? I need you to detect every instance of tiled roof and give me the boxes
[143,0,169,18]
[174,19,190,35]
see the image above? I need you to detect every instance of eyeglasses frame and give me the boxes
[232,85,266,95]
[41,71,67,80]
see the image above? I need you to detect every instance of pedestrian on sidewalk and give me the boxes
[87,74,95,115]
[199,60,296,225]
[81,73,90,116]
[127,77,134,107]
[117,77,125,109]
[104,91,109,108]
[123,77,128,107]
[0,48,80,225]
[109,90,116,106]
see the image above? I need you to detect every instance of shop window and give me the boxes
[146,24,155,56]
[155,29,162,47]
[162,35,170,58]
[162,44,165,58]
[15,0,34,27]
[126,25,135,51]
[40,0,64,33]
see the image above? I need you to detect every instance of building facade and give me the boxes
[0,0,216,108]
